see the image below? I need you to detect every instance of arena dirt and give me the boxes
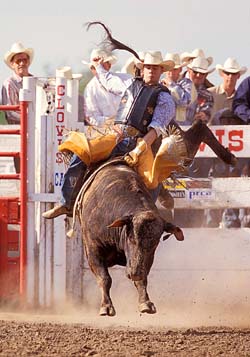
[1,304,250,356]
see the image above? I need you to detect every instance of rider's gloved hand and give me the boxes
[124,138,147,167]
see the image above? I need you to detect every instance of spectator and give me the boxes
[232,73,250,124]
[161,52,197,125]
[174,56,215,228]
[2,42,34,173]
[2,42,34,124]
[185,56,215,126]
[83,48,131,127]
[208,57,247,125]
[180,48,214,88]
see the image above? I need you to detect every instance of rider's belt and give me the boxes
[122,125,141,138]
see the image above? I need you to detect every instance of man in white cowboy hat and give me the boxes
[43,50,182,219]
[2,42,34,125]
[161,53,197,124]
[208,57,247,125]
[185,56,214,125]
[180,48,214,88]
[2,42,34,173]
[83,48,131,127]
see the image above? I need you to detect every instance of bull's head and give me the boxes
[108,211,184,281]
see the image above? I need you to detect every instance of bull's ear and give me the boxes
[107,215,132,228]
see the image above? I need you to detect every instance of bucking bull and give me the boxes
[73,119,236,316]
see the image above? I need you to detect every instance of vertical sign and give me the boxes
[53,73,67,304]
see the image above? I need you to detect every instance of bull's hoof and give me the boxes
[139,301,157,314]
[99,305,116,317]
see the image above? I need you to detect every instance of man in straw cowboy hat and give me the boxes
[208,57,247,125]
[180,48,214,88]
[161,52,197,125]
[185,56,215,126]
[83,48,131,126]
[43,50,187,219]
[2,42,34,125]
[2,42,34,173]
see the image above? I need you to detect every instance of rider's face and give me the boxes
[143,64,163,85]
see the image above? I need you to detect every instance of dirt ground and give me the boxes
[1,310,250,357]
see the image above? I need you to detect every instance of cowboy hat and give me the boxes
[82,48,117,67]
[187,56,215,74]
[216,57,247,76]
[180,48,213,66]
[164,53,187,69]
[4,42,34,68]
[56,66,82,79]
[137,51,175,71]
[121,52,144,75]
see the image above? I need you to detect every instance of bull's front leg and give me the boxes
[88,256,116,317]
[134,278,156,314]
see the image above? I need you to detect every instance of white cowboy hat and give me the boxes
[180,48,213,66]
[164,53,187,69]
[56,66,82,79]
[216,57,247,76]
[4,42,34,68]
[121,52,144,75]
[187,56,215,74]
[137,51,175,71]
[82,48,117,67]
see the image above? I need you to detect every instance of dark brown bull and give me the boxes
[77,162,183,316]
[75,119,236,316]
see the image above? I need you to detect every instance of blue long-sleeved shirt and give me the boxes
[232,76,250,124]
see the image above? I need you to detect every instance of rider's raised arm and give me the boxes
[95,62,132,97]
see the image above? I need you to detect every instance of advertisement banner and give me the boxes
[187,125,250,158]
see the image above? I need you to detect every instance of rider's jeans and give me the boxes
[60,154,86,209]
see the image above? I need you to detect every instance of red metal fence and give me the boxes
[0,102,28,299]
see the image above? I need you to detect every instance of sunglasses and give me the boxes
[191,69,206,75]
[223,70,239,76]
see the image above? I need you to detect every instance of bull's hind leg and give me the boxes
[134,278,156,314]
[89,260,116,317]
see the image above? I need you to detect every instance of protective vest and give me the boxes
[115,78,170,135]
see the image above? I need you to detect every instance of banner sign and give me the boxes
[188,125,250,158]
